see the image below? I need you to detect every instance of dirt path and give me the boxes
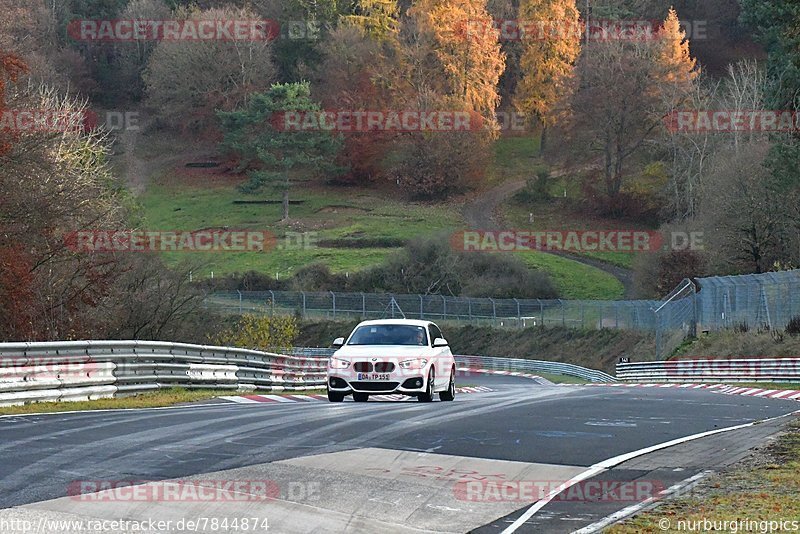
[115,116,214,195]
[461,171,636,299]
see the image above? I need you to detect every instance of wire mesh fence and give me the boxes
[204,269,800,360]
[204,290,662,330]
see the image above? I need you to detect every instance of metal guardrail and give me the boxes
[0,341,328,407]
[616,358,800,383]
[457,355,617,383]
[288,348,616,383]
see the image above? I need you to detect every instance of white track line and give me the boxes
[571,470,712,533]
[501,408,800,533]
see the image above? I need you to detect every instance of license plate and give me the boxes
[357,373,390,380]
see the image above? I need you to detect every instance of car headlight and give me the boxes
[329,357,350,369]
[399,358,428,370]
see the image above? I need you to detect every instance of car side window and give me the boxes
[428,324,443,346]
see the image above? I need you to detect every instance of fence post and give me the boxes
[442,295,447,320]
[538,299,544,326]
[330,291,336,320]
[420,295,424,320]
[468,298,473,322]
[561,300,566,327]
[269,290,275,316]
[581,302,585,329]
[302,291,307,318]
[362,293,366,319]
[514,298,521,328]
[490,298,496,326]
[237,290,242,314]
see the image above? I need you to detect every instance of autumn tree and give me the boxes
[0,81,131,340]
[407,0,505,122]
[562,8,700,213]
[699,142,789,274]
[343,0,399,41]
[143,6,276,133]
[313,26,398,184]
[514,0,582,149]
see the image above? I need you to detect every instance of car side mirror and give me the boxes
[433,337,448,347]
[332,337,345,348]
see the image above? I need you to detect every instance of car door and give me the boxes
[428,323,452,389]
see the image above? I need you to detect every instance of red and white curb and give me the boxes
[567,382,800,402]
[218,386,493,404]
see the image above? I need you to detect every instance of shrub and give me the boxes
[786,316,800,336]
[216,314,299,352]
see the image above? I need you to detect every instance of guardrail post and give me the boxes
[330,291,336,320]
[538,299,544,326]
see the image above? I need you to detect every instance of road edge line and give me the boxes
[501,408,800,533]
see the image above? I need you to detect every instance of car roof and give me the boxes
[355,319,435,328]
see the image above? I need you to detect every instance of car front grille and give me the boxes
[374,362,395,373]
[354,362,373,373]
[351,381,399,392]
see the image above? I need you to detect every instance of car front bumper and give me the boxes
[327,373,427,395]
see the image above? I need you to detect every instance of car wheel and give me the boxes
[418,369,435,402]
[439,368,455,401]
[353,392,369,402]
[327,388,345,402]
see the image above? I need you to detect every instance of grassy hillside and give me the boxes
[297,320,655,374]
[136,139,627,299]
[670,331,800,360]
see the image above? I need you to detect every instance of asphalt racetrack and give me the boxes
[1,373,797,533]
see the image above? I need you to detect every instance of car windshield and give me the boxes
[347,325,428,346]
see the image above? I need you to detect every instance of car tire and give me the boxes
[327,388,345,402]
[439,368,455,401]
[418,369,435,402]
[353,392,369,402]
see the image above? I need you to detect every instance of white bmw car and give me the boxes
[326,319,456,402]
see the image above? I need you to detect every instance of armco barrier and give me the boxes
[288,348,615,383]
[457,355,617,383]
[616,358,800,383]
[0,341,328,406]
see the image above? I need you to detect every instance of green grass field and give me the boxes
[136,136,629,299]
[514,251,625,299]
[140,174,461,276]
